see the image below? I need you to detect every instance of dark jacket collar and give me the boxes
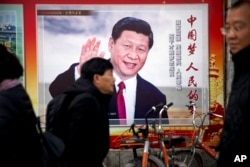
[232,45,250,82]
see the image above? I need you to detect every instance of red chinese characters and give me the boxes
[186,14,199,101]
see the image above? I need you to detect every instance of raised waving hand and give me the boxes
[77,37,106,73]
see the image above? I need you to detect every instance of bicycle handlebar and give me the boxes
[144,102,164,137]
[186,101,223,128]
[158,102,173,130]
[208,112,223,118]
[129,102,165,137]
[186,101,223,161]
[145,102,164,118]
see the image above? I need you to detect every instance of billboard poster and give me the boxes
[0,5,24,84]
[37,4,223,148]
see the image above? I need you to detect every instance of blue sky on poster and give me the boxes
[37,4,208,88]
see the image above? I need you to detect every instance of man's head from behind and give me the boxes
[224,0,250,54]
[0,44,23,83]
[81,57,115,94]
[109,17,154,80]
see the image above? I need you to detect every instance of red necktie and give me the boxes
[117,81,126,124]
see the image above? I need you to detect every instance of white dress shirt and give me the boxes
[75,65,80,80]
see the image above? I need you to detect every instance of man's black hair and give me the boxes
[231,0,250,9]
[80,57,113,81]
[111,17,154,49]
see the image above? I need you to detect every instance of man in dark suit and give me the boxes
[49,17,168,125]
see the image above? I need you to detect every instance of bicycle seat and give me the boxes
[163,135,186,146]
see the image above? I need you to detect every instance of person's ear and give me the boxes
[93,74,100,85]
[108,37,114,51]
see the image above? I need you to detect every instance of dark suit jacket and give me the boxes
[49,63,168,125]
[49,63,78,98]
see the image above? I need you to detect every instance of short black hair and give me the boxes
[0,44,23,82]
[80,57,113,81]
[111,17,154,49]
[231,0,250,9]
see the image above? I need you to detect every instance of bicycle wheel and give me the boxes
[173,149,203,167]
[124,158,141,167]
[125,155,165,167]
[146,155,166,167]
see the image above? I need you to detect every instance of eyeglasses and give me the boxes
[221,27,239,35]
[220,24,247,35]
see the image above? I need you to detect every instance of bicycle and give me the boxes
[120,102,202,167]
[155,103,203,167]
[121,103,166,167]
[182,101,223,167]
[140,103,176,167]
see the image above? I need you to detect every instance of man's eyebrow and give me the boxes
[225,20,247,25]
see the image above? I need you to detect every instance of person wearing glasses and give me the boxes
[49,17,168,125]
[216,1,250,166]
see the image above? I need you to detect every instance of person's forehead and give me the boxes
[227,5,250,23]
[119,30,149,41]
[120,30,142,35]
